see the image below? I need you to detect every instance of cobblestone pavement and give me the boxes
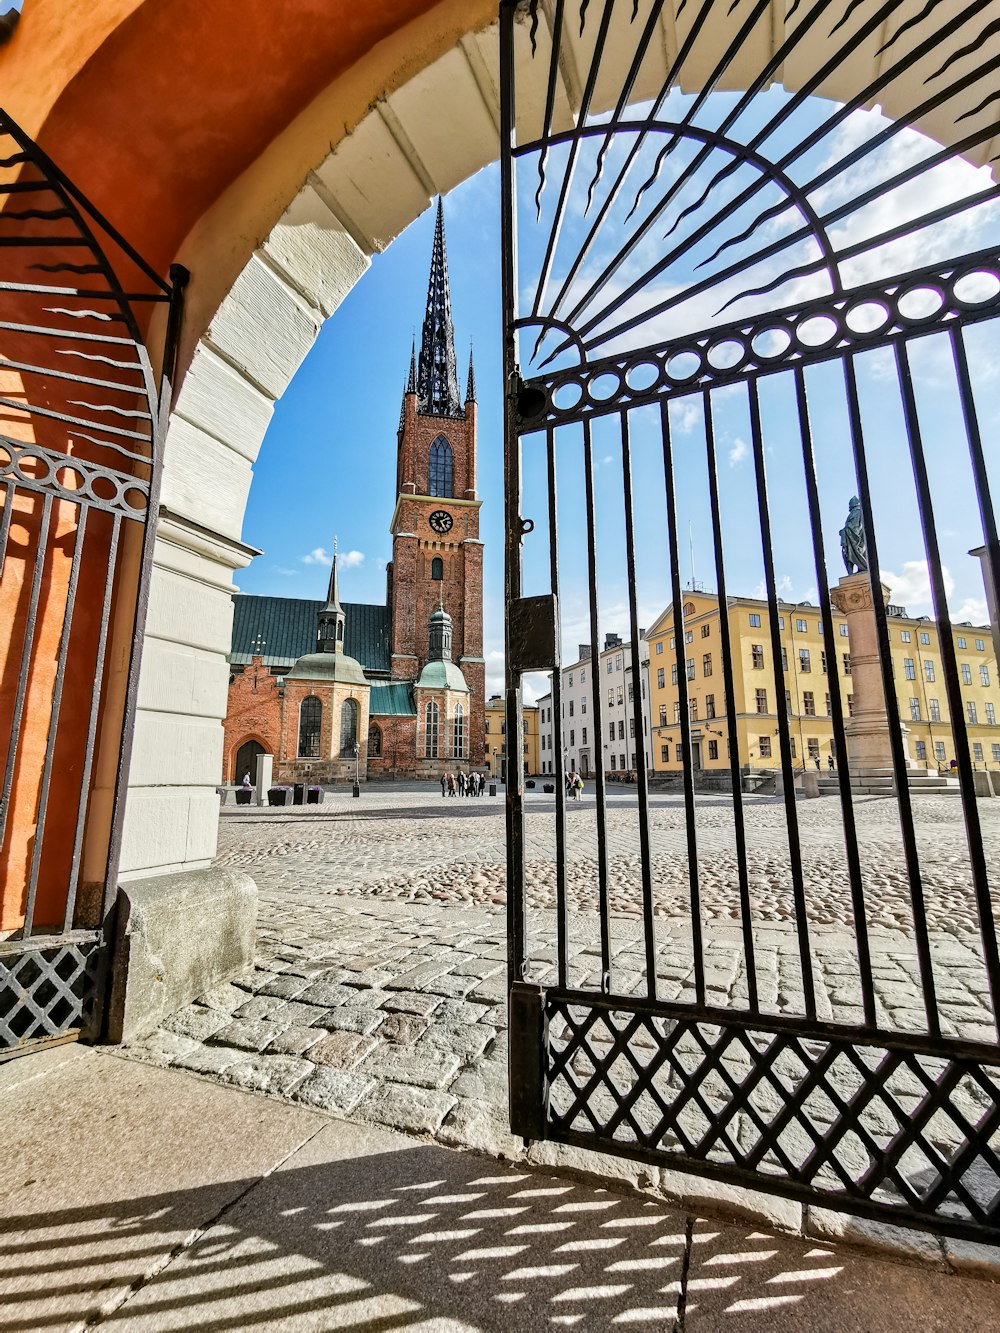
[124,787,1000,1240]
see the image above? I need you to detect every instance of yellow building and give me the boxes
[484,694,540,779]
[646,592,1000,774]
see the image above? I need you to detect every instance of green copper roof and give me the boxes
[369,682,416,716]
[416,659,469,692]
[285,650,369,687]
[230,595,391,675]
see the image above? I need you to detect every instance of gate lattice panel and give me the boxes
[0,110,185,1056]
[500,0,1000,1243]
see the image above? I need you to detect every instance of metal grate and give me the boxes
[0,935,102,1054]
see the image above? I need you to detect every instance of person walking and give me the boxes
[440,773,447,798]
[827,755,835,773]
[447,772,456,797]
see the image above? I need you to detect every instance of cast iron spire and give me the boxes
[416,198,461,418]
[465,345,476,403]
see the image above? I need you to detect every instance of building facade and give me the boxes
[222,200,484,782]
[645,591,1000,774]
[484,695,539,779]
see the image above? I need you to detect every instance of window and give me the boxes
[799,649,811,673]
[671,663,678,685]
[703,653,712,677]
[920,631,930,645]
[298,696,322,758]
[901,630,912,643]
[340,697,359,757]
[661,744,670,762]
[935,741,946,762]
[916,740,926,760]
[789,737,797,758]
[755,688,768,714]
[684,631,693,644]
[701,624,710,638]
[424,700,440,757]
[993,744,1000,762]
[676,743,684,763]
[807,737,820,761]
[367,722,382,758]
[983,665,992,687]
[608,687,614,706]
[974,742,984,762]
[609,722,615,741]
[821,651,827,674]
[708,739,719,760]
[839,623,848,637]
[615,653,623,671]
[781,646,788,672]
[778,616,785,629]
[669,637,675,649]
[706,694,716,719]
[658,703,667,727]
[674,702,681,723]
[431,556,443,581]
[686,658,695,681]
[785,690,793,714]
[657,668,665,689]
[618,720,625,740]
[796,618,807,633]
[629,718,635,738]
[628,684,634,703]
[751,644,765,669]
[759,736,772,758]
[569,700,574,717]
[428,436,453,497]
[957,636,967,648]
[847,695,854,716]
[910,698,921,721]
[580,669,586,683]
[961,663,972,685]
[976,638,985,651]
[607,658,613,673]
[656,641,664,654]
[988,703,996,726]
[803,691,816,716]
[689,699,698,721]
[453,703,465,758]
[749,613,761,627]
[616,685,624,705]
[968,701,978,724]
[924,660,935,682]
[843,653,852,675]
[568,673,573,687]
[825,692,831,716]
[904,657,916,680]
[569,729,574,746]
[582,727,587,745]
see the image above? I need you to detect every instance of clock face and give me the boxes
[429,509,453,535]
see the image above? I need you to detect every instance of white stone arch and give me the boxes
[122,4,1000,883]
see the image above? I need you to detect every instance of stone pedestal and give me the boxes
[254,752,273,806]
[830,573,895,777]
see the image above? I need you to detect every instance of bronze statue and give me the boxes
[839,495,868,575]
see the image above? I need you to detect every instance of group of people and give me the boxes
[441,770,488,797]
[565,770,585,801]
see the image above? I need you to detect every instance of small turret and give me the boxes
[316,543,346,653]
[465,346,476,404]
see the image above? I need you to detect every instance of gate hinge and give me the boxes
[509,981,548,1142]
[509,593,558,674]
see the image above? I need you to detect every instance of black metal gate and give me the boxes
[501,0,1000,1242]
[0,110,185,1057]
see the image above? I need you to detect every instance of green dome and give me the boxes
[285,650,369,687]
[416,659,469,692]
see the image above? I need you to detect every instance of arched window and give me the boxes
[424,700,440,758]
[429,436,453,498]
[340,697,358,757]
[453,703,465,759]
[298,697,321,758]
[431,556,443,581]
[367,723,382,758]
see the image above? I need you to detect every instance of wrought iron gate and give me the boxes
[0,110,185,1057]
[501,0,1000,1242]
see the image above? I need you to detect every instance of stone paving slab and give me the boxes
[120,789,1000,1274]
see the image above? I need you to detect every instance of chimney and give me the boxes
[578,644,592,662]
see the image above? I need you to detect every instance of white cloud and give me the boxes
[673,400,700,435]
[728,436,749,467]
[954,597,989,626]
[302,547,365,569]
[880,559,954,612]
[273,566,299,577]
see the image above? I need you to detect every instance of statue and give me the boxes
[839,495,868,575]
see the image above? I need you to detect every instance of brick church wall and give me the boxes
[222,655,282,780]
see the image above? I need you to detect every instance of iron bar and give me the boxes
[546,424,569,989]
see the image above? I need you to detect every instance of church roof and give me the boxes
[230,594,391,675]
[417,659,469,692]
[369,681,417,716]
[416,198,462,418]
[285,649,368,687]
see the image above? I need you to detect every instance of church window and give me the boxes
[431,556,443,580]
[453,704,465,759]
[425,700,441,757]
[429,436,453,498]
[298,697,321,758]
[368,723,382,758]
[339,698,358,757]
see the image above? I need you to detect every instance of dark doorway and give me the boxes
[234,740,265,785]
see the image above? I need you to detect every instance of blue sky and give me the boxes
[239,91,999,701]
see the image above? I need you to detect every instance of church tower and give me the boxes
[388,199,484,765]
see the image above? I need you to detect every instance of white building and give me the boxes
[537,633,652,779]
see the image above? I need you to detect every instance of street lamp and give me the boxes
[352,741,361,798]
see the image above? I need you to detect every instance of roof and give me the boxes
[230,595,391,674]
[417,659,469,692]
[284,650,369,687]
[369,682,416,716]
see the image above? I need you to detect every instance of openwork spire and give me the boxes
[407,338,417,392]
[417,198,461,418]
[465,346,476,403]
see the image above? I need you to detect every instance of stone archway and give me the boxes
[4,0,999,893]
